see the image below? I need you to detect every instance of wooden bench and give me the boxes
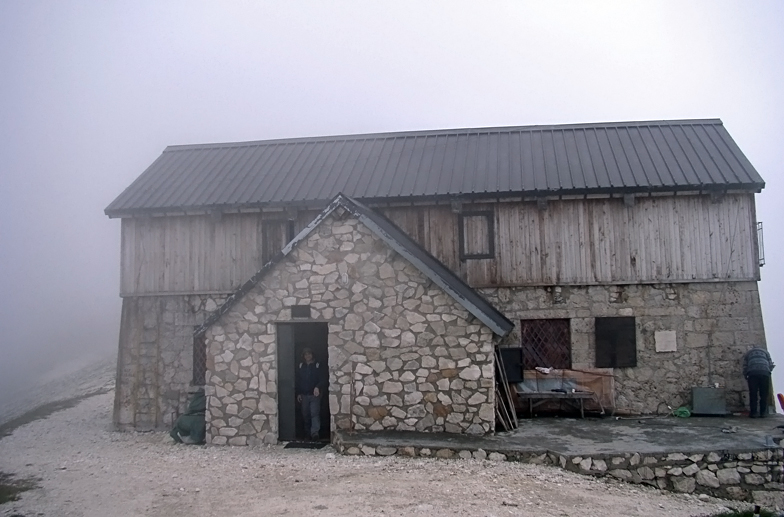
[515,391,597,418]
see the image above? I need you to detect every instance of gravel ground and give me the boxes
[0,389,756,517]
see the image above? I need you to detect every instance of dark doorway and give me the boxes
[277,322,330,442]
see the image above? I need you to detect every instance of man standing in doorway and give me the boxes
[743,346,775,417]
[297,347,326,440]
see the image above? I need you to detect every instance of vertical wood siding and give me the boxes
[385,194,758,286]
[120,194,758,295]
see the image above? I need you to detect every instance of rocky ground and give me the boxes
[0,388,760,517]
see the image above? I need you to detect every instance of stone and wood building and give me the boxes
[105,119,768,445]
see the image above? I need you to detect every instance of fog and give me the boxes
[1,1,783,405]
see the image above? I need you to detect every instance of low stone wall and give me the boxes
[481,281,767,414]
[558,449,783,502]
[332,435,784,505]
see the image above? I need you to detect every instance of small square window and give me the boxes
[595,317,637,368]
[458,211,495,260]
[291,305,311,318]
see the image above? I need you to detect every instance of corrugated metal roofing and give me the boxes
[195,194,514,337]
[106,119,765,217]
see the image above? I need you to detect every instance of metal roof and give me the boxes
[106,119,764,217]
[196,194,514,337]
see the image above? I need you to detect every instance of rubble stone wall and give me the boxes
[481,282,767,414]
[333,434,784,505]
[203,211,497,445]
[114,294,225,430]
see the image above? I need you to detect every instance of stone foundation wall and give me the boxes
[203,211,497,445]
[114,294,225,430]
[333,435,784,505]
[481,282,767,414]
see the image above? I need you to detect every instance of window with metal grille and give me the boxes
[192,332,207,386]
[262,220,297,264]
[520,319,571,369]
[458,211,495,260]
[595,317,637,368]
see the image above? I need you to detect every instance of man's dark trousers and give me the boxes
[747,374,770,417]
[301,394,321,439]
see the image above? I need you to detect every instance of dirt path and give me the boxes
[0,391,750,517]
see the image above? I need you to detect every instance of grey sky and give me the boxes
[1,1,782,402]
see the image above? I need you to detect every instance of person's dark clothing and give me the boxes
[296,360,326,395]
[743,347,775,417]
[300,394,321,439]
[297,360,326,439]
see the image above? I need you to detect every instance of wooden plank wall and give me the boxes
[382,193,758,286]
[120,211,317,295]
[120,194,758,295]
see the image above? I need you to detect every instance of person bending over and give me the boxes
[743,346,775,418]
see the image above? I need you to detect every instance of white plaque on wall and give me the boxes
[655,330,677,352]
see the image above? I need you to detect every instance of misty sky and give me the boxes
[1,1,783,404]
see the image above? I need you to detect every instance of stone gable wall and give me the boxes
[481,282,766,414]
[204,211,496,445]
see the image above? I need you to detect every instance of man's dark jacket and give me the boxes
[297,360,326,395]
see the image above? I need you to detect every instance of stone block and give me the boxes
[488,452,506,461]
[724,486,747,500]
[671,476,695,493]
[435,448,454,459]
[637,466,655,480]
[745,473,765,485]
[695,469,720,488]
[716,468,741,485]
[609,469,632,481]
[752,490,784,507]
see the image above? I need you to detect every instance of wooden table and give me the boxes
[515,391,596,418]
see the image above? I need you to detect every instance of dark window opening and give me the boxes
[262,220,298,264]
[458,211,495,260]
[595,317,637,368]
[291,305,311,318]
[520,319,571,370]
[192,332,207,386]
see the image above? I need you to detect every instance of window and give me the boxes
[458,211,494,260]
[262,220,297,264]
[595,317,637,368]
[520,319,571,369]
[192,332,206,386]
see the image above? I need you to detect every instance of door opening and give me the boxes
[277,322,330,442]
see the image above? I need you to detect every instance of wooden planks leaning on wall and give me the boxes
[120,193,758,295]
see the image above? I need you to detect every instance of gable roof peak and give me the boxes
[196,193,513,338]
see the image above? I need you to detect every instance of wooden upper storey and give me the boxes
[119,193,760,296]
[111,120,764,295]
